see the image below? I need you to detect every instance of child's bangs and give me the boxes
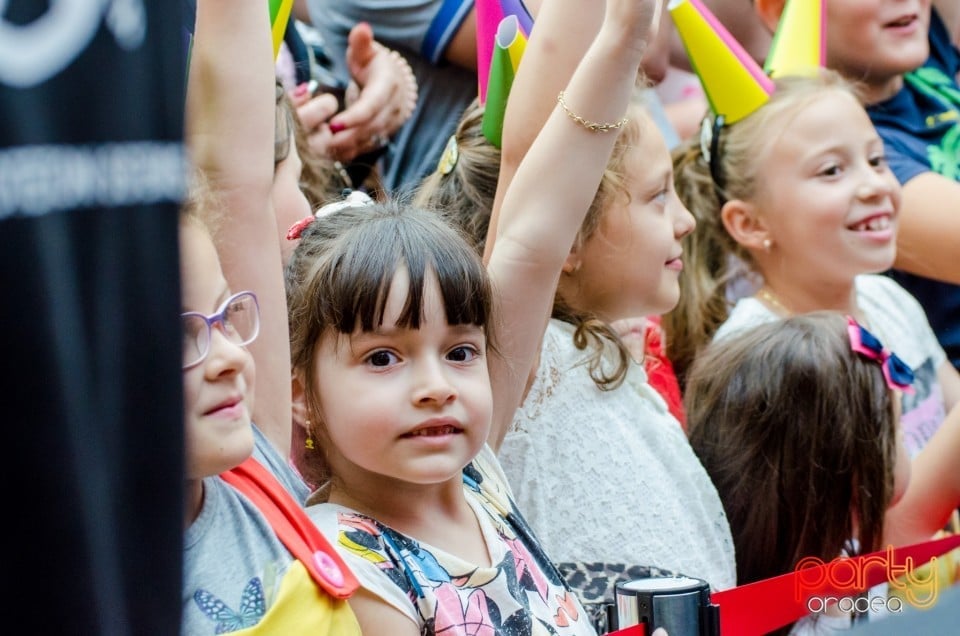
[329,212,493,335]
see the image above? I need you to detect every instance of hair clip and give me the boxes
[436,135,459,176]
[285,189,375,240]
[699,113,727,203]
[846,316,915,393]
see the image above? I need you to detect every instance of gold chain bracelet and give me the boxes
[557,90,628,133]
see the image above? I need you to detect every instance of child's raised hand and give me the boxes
[603,0,663,55]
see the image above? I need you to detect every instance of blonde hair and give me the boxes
[416,94,672,390]
[553,98,657,390]
[665,69,858,386]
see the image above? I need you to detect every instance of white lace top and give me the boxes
[499,319,737,592]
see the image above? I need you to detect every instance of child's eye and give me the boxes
[447,345,480,363]
[868,153,887,168]
[818,163,842,177]
[365,350,399,367]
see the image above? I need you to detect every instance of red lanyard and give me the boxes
[221,457,359,600]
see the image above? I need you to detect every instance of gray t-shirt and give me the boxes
[305,0,477,194]
[181,426,315,634]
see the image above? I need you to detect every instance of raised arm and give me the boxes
[481,0,606,264]
[484,0,660,450]
[187,0,293,456]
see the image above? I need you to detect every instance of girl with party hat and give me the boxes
[665,0,960,460]
[665,0,960,622]
[754,0,960,373]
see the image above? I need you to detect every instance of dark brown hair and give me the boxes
[285,200,495,490]
[685,311,898,629]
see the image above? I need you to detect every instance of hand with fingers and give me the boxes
[289,22,418,163]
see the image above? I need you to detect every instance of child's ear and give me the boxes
[754,0,788,34]
[721,198,771,252]
[291,374,309,432]
[561,247,582,276]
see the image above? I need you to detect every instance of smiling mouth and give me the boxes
[849,216,891,232]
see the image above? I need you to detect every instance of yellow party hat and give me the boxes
[764,0,826,78]
[668,0,774,124]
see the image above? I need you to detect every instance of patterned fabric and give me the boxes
[499,320,737,596]
[556,562,680,633]
[308,446,597,635]
[183,429,361,635]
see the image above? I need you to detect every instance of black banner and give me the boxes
[1,2,186,633]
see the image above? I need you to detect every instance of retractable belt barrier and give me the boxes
[608,534,960,636]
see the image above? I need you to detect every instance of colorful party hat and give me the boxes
[668,0,774,124]
[482,15,528,148]
[476,0,534,104]
[764,0,826,78]
[269,0,295,60]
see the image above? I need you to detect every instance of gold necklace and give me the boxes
[756,288,791,316]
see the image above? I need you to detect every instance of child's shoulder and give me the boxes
[713,295,775,343]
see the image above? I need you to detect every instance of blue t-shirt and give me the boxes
[867,9,960,369]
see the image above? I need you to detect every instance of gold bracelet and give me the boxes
[557,90,628,133]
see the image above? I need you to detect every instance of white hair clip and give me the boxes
[286,189,375,239]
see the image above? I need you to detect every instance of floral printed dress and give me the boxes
[307,446,597,636]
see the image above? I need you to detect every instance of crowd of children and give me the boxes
[17,0,960,633]
[172,0,960,633]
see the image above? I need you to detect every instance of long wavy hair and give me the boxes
[417,95,671,390]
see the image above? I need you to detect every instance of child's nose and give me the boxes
[412,358,457,406]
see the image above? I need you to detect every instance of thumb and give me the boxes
[346,22,376,71]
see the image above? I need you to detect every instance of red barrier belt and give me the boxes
[608,534,960,636]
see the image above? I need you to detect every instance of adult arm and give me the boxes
[485,0,660,451]
[188,0,293,456]
[895,173,960,285]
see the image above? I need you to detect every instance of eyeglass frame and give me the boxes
[181,291,261,370]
